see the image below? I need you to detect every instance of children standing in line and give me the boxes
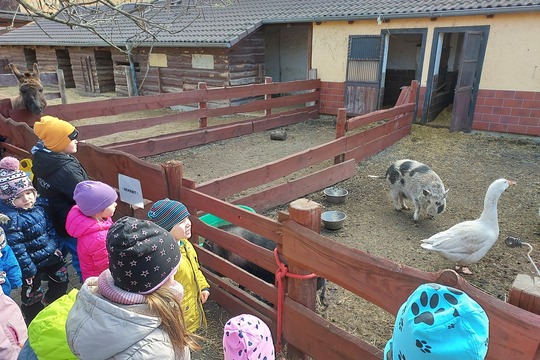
[66,180,118,282]
[31,115,89,279]
[148,199,210,333]
[223,314,275,360]
[66,217,200,359]
[0,157,68,323]
[0,227,22,298]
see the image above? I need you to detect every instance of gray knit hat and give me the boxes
[107,216,181,294]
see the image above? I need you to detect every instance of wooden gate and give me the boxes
[345,35,383,116]
[451,30,484,132]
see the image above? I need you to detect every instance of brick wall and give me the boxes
[320,81,345,115]
[473,89,540,136]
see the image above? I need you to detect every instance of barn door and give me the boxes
[451,31,484,132]
[345,35,384,116]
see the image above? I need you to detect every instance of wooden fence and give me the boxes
[0,79,539,359]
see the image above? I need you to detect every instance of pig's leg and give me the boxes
[411,199,421,222]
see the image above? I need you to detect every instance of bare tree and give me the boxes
[12,0,238,51]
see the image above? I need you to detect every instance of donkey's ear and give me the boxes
[32,63,40,77]
[9,63,23,80]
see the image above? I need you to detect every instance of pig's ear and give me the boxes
[422,189,431,196]
[444,188,450,197]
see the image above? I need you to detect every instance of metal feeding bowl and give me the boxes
[321,210,347,230]
[323,187,349,204]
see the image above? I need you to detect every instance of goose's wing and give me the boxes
[420,220,490,255]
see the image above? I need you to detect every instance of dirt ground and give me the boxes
[4,87,540,358]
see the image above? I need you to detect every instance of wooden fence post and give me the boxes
[286,198,322,360]
[265,76,272,116]
[334,108,347,164]
[56,69,68,104]
[198,82,207,128]
[508,274,540,315]
[161,159,183,201]
[307,69,317,107]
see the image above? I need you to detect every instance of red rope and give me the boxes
[273,247,318,353]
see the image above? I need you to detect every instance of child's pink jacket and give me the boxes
[0,287,27,359]
[65,205,112,281]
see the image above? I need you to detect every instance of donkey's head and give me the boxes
[10,63,47,115]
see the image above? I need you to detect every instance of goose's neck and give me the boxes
[479,188,502,223]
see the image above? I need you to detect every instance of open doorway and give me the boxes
[421,26,489,132]
[55,49,75,88]
[345,29,426,116]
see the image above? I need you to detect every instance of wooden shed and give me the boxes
[0,0,538,136]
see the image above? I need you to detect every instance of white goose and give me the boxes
[421,178,515,275]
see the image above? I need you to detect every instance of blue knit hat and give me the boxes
[147,199,190,232]
[384,283,489,360]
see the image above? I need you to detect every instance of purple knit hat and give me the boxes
[107,216,181,294]
[223,314,275,360]
[74,180,118,216]
[147,199,189,232]
[0,157,36,203]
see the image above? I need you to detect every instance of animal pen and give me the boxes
[0,79,539,360]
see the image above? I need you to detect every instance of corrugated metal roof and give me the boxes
[0,0,539,47]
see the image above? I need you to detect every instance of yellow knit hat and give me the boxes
[34,116,77,152]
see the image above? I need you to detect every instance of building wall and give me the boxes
[312,13,540,135]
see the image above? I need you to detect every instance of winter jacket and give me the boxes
[0,198,59,279]
[65,205,111,281]
[21,289,78,360]
[0,287,27,359]
[0,243,22,296]
[174,239,209,333]
[66,278,191,360]
[31,141,88,237]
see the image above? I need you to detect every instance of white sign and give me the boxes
[118,174,144,209]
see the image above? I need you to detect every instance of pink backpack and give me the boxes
[0,287,28,359]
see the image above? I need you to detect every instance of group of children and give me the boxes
[0,115,490,360]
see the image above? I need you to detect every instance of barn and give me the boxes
[0,0,538,135]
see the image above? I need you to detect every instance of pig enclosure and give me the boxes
[146,111,540,356]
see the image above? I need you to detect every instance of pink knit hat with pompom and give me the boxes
[0,157,36,203]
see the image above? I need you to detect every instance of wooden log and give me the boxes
[508,274,540,315]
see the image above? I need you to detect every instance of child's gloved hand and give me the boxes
[0,213,10,224]
[0,271,6,285]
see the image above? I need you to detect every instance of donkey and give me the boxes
[9,63,47,115]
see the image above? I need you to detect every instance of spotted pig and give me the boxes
[379,159,448,222]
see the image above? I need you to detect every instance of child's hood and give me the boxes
[65,206,111,238]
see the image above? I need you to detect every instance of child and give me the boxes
[148,199,210,333]
[18,289,78,360]
[223,314,275,360]
[66,180,118,282]
[66,216,200,359]
[31,115,89,279]
[0,286,28,359]
[0,226,22,297]
[0,156,69,323]
[384,283,489,360]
